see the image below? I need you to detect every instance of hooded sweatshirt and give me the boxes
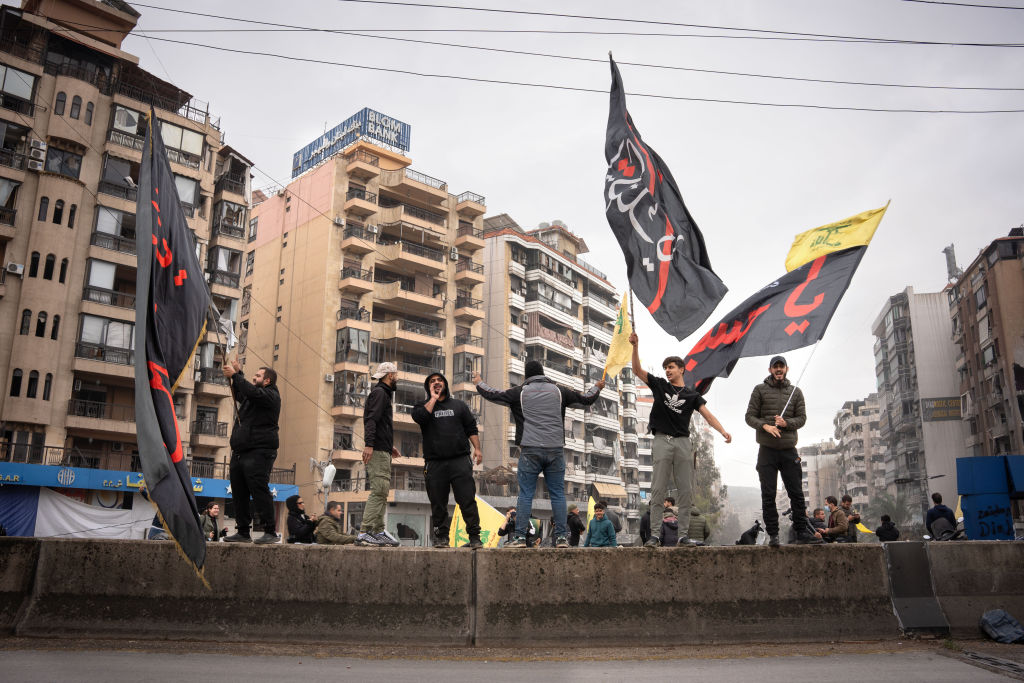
[411,373,478,461]
[285,494,316,543]
[660,514,679,546]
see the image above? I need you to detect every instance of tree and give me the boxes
[862,489,919,533]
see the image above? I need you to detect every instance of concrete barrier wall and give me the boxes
[927,542,1024,638]
[3,538,1023,645]
[476,544,899,645]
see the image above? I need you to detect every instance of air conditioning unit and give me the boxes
[29,138,46,151]
[324,373,335,383]
[26,159,43,172]
[366,224,379,234]
[111,442,124,452]
[333,217,345,227]
[5,262,24,276]
[73,379,82,392]
[29,148,45,161]
[449,247,459,261]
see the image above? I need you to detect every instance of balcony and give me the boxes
[195,367,232,397]
[207,269,240,289]
[332,391,367,418]
[191,420,228,447]
[398,361,441,382]
[454,296,485,321]
[455,223,484,251]
[338,266,374,295]
[74,342,133,366]
[90,231,137,255]
[454,259,485,284]
[454,333,484,352]
[377,239,446,274]
[583,295,619,321]
[345,150,380,180]
[212,218,245,241]
[0,94,34,118]
[82,286,135,309]
[380,167,447,204]
[340,224,377,255]
[66,399,137,438]
[0,206,16,229]
[215,172,245,196]
[455,190,486,217]
[374,280,442,314]
[344,188,377,217]
[98,181,137,202]
[374,319,444,352]
[337,306,371,326]
[378,198,446,233]
[0,148,26,171]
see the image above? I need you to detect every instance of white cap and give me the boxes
[371,361,398,379]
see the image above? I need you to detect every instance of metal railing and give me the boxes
[74,342,133,365]
[382,239,444,262]
[400,202,445,226]
[212,219,245,240]
[207,270,240,288]
[333,392,368,408]
[457,223,483,239]
[44,61,111,89]
[346,188,377,203]
[98,181,137,202]
[456,260,484,274]
[67,399,134,422]
[197,367,229,386]
[346,149,379,166]
[577,259,609,281]
[191,420,228,437]
[90,231,137,255]
[455,296,483,310]
[0,38,45,64]
[403,167,447,191]
[340,266,372,281]
[82,286,135,309]
[454,334,483,347]
[0,148,26,171]
[108,128,144,151]
[338,307,370,322]
[399,361,440,376]
[115,82,213,127]
[0,94,34,117]
[388,319,442,338]
[166,147,201,170]
[0,206,15,226]
[456,190,485,205]
[342,224,377,241]
[215,173,245,195]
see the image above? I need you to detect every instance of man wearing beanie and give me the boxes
[474,360,604,548]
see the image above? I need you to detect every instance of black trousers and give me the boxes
[756,446,808,537]
[229,449,277,534]
[424,456,480,541]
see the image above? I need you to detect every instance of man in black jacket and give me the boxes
[413,372,483,548]
[357,362,401,547]
[223,361,281,544]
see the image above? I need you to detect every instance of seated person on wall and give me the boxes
[286,494,318,544]
[315,501,356,545]
[875,514,900,542]
[687,507,712,546]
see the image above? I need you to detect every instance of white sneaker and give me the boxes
[355,532,386,547]
[374,530,400,547]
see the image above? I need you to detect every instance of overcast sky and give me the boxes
[124,0,1024,488]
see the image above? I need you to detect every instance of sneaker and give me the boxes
[223,533,251,543]
[374,530,400,547]
[795,533,825,545]
[676,535,698,547]
[355,532,385,546]
[432,536,450,548]
[467,538,484,549]
[253,532,279,544]
[555,536,569,548]
[506,535,527,548]
[768,534,780,547]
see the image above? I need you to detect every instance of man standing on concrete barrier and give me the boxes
[413,371,483,549]
[745,355,821,547]
[357,361,401,547]
[223,361,281,544]
[474,361,604,548]
[630,332,732,547]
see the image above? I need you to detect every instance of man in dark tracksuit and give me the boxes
[413,372,483,548]
[357,361,401,547]
[223,361,281,544]
[745,355,821,547]
[474,360,604,548]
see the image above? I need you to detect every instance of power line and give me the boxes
[128,3,1024,47]
[898,0,1024,8]
[129,35,1024,114]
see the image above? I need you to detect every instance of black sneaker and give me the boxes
[467,538,484,548]
[432,536,450,548]
[253,532,279,544]
[768,534,780,547]
[223,533,251,543]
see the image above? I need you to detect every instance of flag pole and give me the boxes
[780,340,822,415]
[628,288,635,329]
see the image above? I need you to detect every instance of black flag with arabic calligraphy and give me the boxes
[134,109,209,580]
[683,246,867,394]
[604,57,727,340]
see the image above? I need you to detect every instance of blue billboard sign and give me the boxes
[291,107,411,177]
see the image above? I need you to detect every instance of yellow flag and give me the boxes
[785,203,889,272]
[856,522,874,534]
[585,495,596,529]
[603,292,633,379]
[448,495,508,548]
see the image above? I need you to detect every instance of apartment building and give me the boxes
[799,439,840,509]
[948,229,1023,460]
[872,287,966,520]
[242,112,487,542]
[0,0,289,524]
[832,394,884,510]
[478,215,640,533]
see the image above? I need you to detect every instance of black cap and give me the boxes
[769,355,787,367]
[524,360,545,378]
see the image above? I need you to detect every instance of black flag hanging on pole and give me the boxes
[134,109,210,580]
[682,246,868,394]
[604,56,727,340]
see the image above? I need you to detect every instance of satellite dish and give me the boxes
[322,463,336,490]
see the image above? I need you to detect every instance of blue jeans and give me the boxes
[516,446,566,539]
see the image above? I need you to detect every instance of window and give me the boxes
[79,314,135,350]
[336,327,369,365]
[58,259,68,284]
[52,200,63,224]
[160,120,204,157]
[42,254,54,280]
[42,373,52,401]
[84,102,93,125]
[35,312,46,337]
[248,216,258,242]
[174,174,198,208]
[37,196,48,222]
[69,95,81,119]
[9,369,21,396]
[67,204,76,229]
[28,252,39,278]
[45,148,82,179]
[54,91,66,115]
[95,206,136,240]
[19,309,30,335]
[975,284,988,311]
[0,65,36,102]
[26,371,38,398]
[51,315,60,340]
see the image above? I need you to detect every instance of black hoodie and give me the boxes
[285,494,316,543]
[411,373,478,461]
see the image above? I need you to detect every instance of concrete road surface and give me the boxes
[0,649,1015,682]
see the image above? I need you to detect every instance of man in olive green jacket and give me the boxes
[745,355,821,547]
[315,501,356,545]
